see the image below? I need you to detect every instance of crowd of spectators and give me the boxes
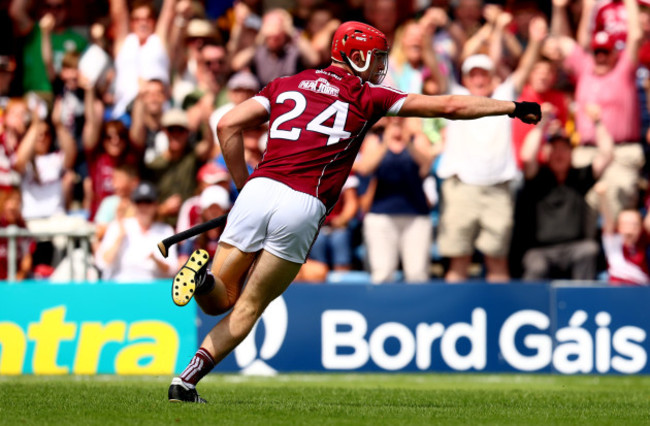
[1,0,650,286]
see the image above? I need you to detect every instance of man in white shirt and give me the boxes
[95,182,177,282]
[109,0,176,118]
[437,51,541,282]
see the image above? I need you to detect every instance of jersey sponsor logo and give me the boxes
[233,296,288,375]
[315,69,342,80]
[299,78,341,97]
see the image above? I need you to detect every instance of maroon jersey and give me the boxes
[250,65,406,210]
[86,149,141,221]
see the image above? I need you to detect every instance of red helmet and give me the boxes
[331,21,389,84]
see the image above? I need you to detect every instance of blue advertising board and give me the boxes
[2,281,647,375]
[552,286,649,374]
[0,281,196,375]
[200,283,649,375]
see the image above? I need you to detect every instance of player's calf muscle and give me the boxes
[196,291,232,316]
[229,302,261,338]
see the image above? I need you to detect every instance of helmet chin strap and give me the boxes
[340,50,372,74]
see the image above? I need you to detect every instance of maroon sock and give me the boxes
[179,347,216,386]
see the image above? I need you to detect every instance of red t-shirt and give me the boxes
[176,196,203,234]
[639,40,650,69]
[512,85,568,169]
[564,47,640,144]
[612,241,650,285]
[0,218,34,280]
[250,65,407,210]
[86,150,141,221]
[604,233,650,285]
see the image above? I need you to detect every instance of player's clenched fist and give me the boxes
[508,101,542,124]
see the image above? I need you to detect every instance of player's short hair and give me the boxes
[199,39,226,52]
[260,8,294,38]
[102,120,129,144]
[114,163,139,178]
[145,78,169,91]
[6,97,27,113]
[130,0,156,18]
[548,132,572,147]
[0,187,21,205]
[61,51,80,69]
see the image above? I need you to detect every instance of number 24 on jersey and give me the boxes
[270,91,352,145]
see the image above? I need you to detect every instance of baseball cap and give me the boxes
[197,163,230,185]
[131,181,158,203]
[461,54,495,75]
[199,185,232,210]
[161,109,189,129]
[548,128,572,146]
[591,31,615,52]
[227,71,260,92]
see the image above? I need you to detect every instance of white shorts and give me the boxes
[220,178,327,263]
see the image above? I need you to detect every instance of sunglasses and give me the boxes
[202,58,226,67]
[594,48,612,55]
[166,125,189,133]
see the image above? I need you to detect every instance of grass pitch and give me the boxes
[1,374,649,425]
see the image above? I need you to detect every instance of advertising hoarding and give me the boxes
[203,284,649,375]
[0,282,196,375]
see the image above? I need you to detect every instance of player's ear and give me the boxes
[349,50,364,67]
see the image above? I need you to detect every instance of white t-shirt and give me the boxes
[209,102,235,145]
[21,152,65,219]
[95,217,178,282]
[112,33,170,118]
[436,78,518,186]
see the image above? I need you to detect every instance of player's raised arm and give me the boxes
[397,93,542,124]
[216,98,270,190]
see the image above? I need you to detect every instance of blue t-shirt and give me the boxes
[94,195,121,224]
[370,149,429,216]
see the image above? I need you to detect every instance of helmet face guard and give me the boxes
[340,49,388,84]
[331,21,389,84]
[368,50,388,85]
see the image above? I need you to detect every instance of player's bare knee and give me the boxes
[195,290,236,316]
[231,302,260,323]
[229,301,262,337]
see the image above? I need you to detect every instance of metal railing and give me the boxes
[0,225,95,282]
